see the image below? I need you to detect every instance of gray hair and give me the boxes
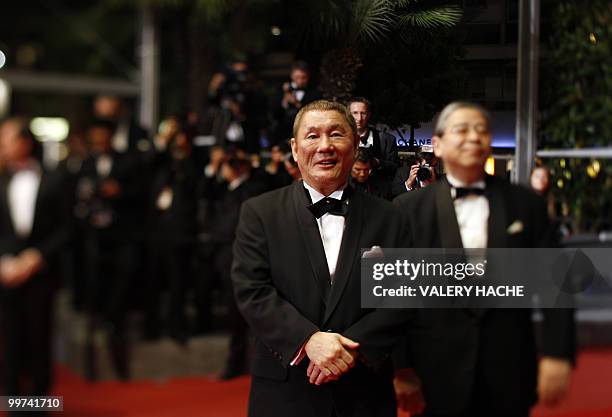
[433,101,491,136]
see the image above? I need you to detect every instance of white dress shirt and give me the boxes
[358,130,374,148]
[303,181,346,280]
[8,165,41,239]
[446,173,488,249]
[96,154,113,178]
[289,181,347,366]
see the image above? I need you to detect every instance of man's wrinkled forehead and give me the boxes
[296,110,351,134]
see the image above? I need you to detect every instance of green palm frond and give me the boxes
[351,0,395,46]
[398,6,463,30]
[293,0,351,47]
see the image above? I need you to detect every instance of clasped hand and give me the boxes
[304,331,359,385]
[0,248,43,288]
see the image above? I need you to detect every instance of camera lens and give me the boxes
[416,165,432,182]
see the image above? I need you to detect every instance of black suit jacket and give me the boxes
[391,165,411,197]
[393,175,576,415]
[232,181,412,417]
[0,169,71,285]
[364,128,399,180]
[147,155,199,244]
[272,86,322,144]
[77,152,147,240]
[200,175,268,245]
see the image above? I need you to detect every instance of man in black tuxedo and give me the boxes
[393,102,575,417]
[348,97,399,181]
[198,151,267,379]
[0,118,70,400]
[272,61,322,145]
[77,119,148,380]
[232,100,412,417]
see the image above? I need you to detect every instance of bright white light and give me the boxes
[30,117,70,142]
[271,26,281,36]
[0,50,5,69]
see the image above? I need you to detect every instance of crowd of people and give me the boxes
[0,59,576,417]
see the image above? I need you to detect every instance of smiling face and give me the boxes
[433,107,491,183]
[291,110,358,196]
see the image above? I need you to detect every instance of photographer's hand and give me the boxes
[406,164,419,190]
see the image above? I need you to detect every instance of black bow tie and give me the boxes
[453,187,485,199]
[306,187,352,219]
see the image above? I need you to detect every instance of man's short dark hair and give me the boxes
[292,99,358,139]
[291,60,310,74]
[348,97,372,113]
[355,148,373,165]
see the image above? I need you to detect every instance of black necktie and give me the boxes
[306,187,352,219]
[453,187,485,199]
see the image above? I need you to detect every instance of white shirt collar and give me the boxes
[303,181,345,203]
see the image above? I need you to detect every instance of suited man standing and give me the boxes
[232,100,411,417]
[0,117,70,400]
[348,97,399,181]
[393,102,575,417]
[272,61,322,146]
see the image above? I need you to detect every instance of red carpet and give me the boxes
[3,349,611,417]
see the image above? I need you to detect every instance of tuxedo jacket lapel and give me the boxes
[435,180,463,248]
[30,171,48,239]
[292,182,331,302]
[323,189,364,325]
[370,129,382,158]
[485,176,508,248]
[0,176,16,238]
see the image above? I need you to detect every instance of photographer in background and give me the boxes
[272,61,321,146]
[208,59,267,154]
[392,148,439,196]
[350,148,392,200]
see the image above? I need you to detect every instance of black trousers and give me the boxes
[0,276,55,396]
[197,242,249,372]
[144,240,194,335]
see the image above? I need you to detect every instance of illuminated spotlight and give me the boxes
[589,32,597,44]
[30,117,70,142]
[587,165,597,178]
[271,26,282,36]
[592,159,601,174]
[0,50,6,69]
[484,157,495,175]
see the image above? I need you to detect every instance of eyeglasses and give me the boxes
[447,123,490,135]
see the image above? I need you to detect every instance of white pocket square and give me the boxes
[507,220,524,235]
[362,246,384,259]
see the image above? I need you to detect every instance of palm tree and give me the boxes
[291,0,463,102]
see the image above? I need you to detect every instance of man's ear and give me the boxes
[432,135,443,158]
[290,138,298,160]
